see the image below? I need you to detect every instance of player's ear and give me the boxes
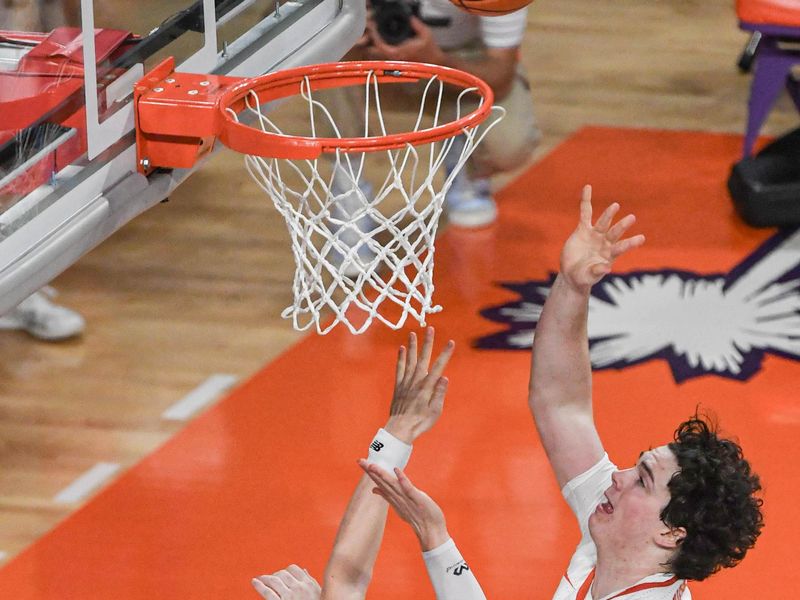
[656,526,686,550]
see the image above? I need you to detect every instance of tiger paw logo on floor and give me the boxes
[476,227,800,383]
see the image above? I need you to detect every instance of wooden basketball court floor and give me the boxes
[1,0,798,597]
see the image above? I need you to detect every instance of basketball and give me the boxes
[448,0,533,16]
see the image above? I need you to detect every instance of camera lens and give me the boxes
[380,18,412,44]
[374,1,414,45]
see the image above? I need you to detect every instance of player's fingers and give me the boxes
[372,464,405,492]
[395,345,406,385]
[361,461,399,493]
[394,468,421,496]
[405,331,418,380]
[607,213,636,243]
[373,483,417,521]
[359,458,387,479]
[364,470,391,496]
[365,463,407,499]
[394,470,432,510]
[274,569,300,588]
[371,482,410,513]
[594,202,620,233]
[361,463,381,488]
[416,327,435,379]
[257,575,290,595]
[610,234,646,259]
[428,377,448,413]
[426,340,454,383]
[285,564,311,583]
[251,578,280,599]
[371,472,406,499]
[579,185,593,225]
[372,486,403,509]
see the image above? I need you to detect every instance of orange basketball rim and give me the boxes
[133,57,495,171]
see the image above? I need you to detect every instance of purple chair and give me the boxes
[738,0,800,156]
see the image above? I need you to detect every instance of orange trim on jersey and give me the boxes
[672,581,687,600]
[576,568,680,600]
[576,569,595,599]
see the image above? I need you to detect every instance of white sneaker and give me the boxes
[444,168,497,228]
[442,134,497,228]
[0,287,85,341]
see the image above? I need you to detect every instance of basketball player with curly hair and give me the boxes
[525,185,764,598]
[364,186,764,599]
[254,187,764,599]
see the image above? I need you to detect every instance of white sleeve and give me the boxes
[422,538,487,600]
[561,453,616,537]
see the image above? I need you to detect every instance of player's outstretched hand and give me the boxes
[252,565,321,599]
[384,327,455,444]
[359,459,449,552]
[560,185,645,292]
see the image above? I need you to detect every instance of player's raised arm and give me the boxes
[529,185,645,488]
[360,462,487,600]
[319,328,454,600]
[250,329,453,600]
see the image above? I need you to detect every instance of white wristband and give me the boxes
[367,428,412,472]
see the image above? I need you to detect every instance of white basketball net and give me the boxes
[233,69,504,334]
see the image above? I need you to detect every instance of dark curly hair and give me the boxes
[660,415,764,581]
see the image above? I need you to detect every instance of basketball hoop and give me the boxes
[134,60,504,334]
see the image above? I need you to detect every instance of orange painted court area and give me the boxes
[0,127,794,599]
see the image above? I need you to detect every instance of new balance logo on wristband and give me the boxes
[370,441,384,452]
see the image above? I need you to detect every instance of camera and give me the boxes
[371,0,450,46]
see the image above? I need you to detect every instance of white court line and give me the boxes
[162,374,238,421]
[0,551,7,562]
[53,462,121,504]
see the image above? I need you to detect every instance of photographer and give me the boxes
[337,0,539,229]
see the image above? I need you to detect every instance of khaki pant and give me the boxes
[468,61,541,178]
[322,45,540,179]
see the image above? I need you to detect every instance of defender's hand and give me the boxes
[384,327,454,444]
[359,460,449,551]
[560,185,645,292]
[251,565,321,599]
[365,17,447,64]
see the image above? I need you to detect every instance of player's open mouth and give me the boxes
[598,494,614,515]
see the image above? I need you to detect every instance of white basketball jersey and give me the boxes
[553,455,691,600]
